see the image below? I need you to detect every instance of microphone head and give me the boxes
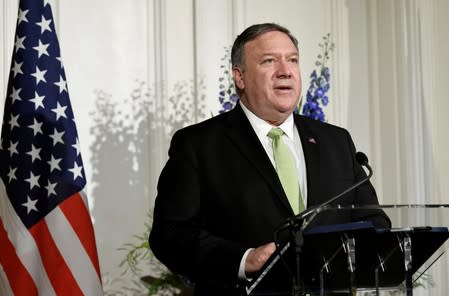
[356,151,369,166]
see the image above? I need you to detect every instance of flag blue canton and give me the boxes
[0,0,85,229]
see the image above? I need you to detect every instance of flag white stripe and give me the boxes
[0,179,56,296]
[80,190,88,206]
[46,206,103,296]
[0,265,14,296]
[79,190,98,225]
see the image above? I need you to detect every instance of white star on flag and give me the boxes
[9,87,22,104]
[21,196,39,214]
[45,180,57,197]
[33,40,50,58]
[31,65,47,84]
[8,141,19,157]
[29,91,45,110]
[68,161,83,181]
[26,144,42,163]
[49,128,65,146]
[8,113,20,130]
[54,75,67,93]
[51,102,68,120]
[47,154,62,172]
[17,8,29,24]
[28,118,44,136]
[72,138,81,156]
[56,56,64,68]
[14,35,26,52]
[11,60,24,77]
[8,166,18,183]
[25,172,40,189]
[36,15,52,34]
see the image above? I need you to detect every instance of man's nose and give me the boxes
[276,60,292,78]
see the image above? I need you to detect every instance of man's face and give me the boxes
[233,31,302,125]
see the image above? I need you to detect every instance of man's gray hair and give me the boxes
[231,23,299,68]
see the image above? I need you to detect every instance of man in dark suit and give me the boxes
[149,23,389,295]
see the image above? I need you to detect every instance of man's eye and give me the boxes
[263,58,275,64]
[290,58,299,64]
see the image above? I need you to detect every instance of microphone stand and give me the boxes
[291,218,304,296]
[281,152,373,296]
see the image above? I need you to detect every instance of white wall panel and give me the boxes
[0,0,19,122]
[435,0,449,201]
[366,0,404,203]
[56,0,154,290]
[195,0,236,114]
[345,0,372,158]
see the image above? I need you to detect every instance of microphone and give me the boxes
[356,151,370,169]
[275,151,373,233]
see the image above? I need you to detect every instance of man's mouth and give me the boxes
[274,85,293,92]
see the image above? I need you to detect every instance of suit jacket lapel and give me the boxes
[294,115,321,208]
[224,104,294,214]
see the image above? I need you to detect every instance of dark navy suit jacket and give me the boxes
[149,103,389,295]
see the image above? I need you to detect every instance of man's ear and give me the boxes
[232,67,245,90]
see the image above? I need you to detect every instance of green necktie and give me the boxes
[267,128,305,214]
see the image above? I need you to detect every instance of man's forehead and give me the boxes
[245,31,297,50]
[245,41,298,59]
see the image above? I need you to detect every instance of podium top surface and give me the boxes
[306,203,449,229]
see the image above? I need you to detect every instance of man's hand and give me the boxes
[245,242,276,275]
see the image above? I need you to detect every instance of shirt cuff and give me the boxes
[238,248,254,280]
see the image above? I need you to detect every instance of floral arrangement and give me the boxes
[218,47,239,113]
[300,33,334,122]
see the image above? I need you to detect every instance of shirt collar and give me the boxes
[239,101,295,139]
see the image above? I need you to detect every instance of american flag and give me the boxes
[0,0,103,295]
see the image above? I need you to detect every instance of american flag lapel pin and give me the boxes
[308,137,317,144]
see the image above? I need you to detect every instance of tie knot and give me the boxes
[267,127,284,139]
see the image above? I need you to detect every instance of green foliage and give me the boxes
[118,212,152,276]
[117,212,191,295]
[315,33,335,68]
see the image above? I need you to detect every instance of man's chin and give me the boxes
[277,103,299,114]
[263,109,296,125]
[274,96,299,108]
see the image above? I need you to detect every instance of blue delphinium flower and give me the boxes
[300,34,334,122]
[218,47,239,114]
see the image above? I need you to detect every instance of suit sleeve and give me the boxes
[149,129,247,288]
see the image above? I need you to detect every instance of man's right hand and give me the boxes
[244,242,276,275]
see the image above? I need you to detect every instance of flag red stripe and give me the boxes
[59,193,101,278]
[29,219,83,295]
[0,218,38,296]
